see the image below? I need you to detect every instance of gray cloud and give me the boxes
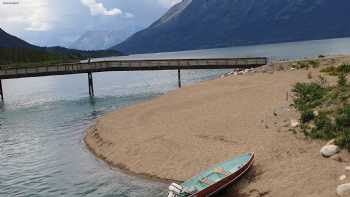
[0,0,173,47]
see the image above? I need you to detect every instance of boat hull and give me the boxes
[188,153,255,197]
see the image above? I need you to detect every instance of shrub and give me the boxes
[309,60,320,68]
[335,130,350,150]
[297,62,309,69]
[309,113,336,140]
[335,105,350,151]
[300,110,315,123]
[338,72,348,87]
[292,82,328,111]
[338,64,350,74]
[336,105,350,129]
[320,66,338,76]
[321,64,350,76]
[292,63,350,150]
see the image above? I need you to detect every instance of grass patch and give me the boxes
[309,60,320,68]
[291,60,320,70]
[292,82,329,112]
[308,113,336,139]
[292,69,350,150]
[320,64,350,76]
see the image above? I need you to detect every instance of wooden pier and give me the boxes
[0,57,267,100]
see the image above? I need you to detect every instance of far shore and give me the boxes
[85,55,350,197]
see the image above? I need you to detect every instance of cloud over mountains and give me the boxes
[80,0,122,16]
[0,0,178,47]
[158,0,182,7]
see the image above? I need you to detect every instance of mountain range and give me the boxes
[113,0,350,54]
[0,28,122,65]
[0,28,37,49]
[70,26,142,51]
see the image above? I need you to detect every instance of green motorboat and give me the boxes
[167,152,255,197]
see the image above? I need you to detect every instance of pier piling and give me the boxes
[88,72,94,97]
[0,79,3,101]
[178,69,182,88]
[0,57,267,101]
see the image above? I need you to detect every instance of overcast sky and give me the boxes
[0,0,181,47]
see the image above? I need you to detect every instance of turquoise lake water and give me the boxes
[2,37,350,197]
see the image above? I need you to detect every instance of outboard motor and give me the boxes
[168,183,183,197]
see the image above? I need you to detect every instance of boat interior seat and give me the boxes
[199,167,232,186]
[214,167,230,176]
[199,177,215,185]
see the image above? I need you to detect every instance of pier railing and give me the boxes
[0,57,267,79]
[0,57,267,100]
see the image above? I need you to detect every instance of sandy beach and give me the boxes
[85,55,350,196]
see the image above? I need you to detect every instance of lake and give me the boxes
[2,37,350,197]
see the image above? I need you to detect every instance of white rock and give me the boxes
[340,175,347,181]
[290,119,300,128]
[320,145,340,157]
[337,183,350,196]
[313,110,319,117]
[345,166,350,171]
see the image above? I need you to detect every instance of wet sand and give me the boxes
[85,55,350,196]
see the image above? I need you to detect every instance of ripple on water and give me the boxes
[0,91,173,196]
[3,39,350,196]
[0,65,251,197]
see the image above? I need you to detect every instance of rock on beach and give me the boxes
[320,145,340,157]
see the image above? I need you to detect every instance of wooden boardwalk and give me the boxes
[0,57,267,100]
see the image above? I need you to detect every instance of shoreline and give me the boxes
[85,55,350,196]
[84,126,178,184]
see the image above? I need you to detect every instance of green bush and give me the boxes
[300,110,315,123]
[309,113,336,140]
[338,72,348,87]
[334,106,350,150]
[338,64,350,74]
[320,66,338,76]
[335,130,350,150]
[292,82,328,111]
[292,72,350,150]
[293,72,350,151]
[309,60,320,68]
[336,105,350,129]
[273,52,350,150]
[320,64,350,76]
[297,62,310,69]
